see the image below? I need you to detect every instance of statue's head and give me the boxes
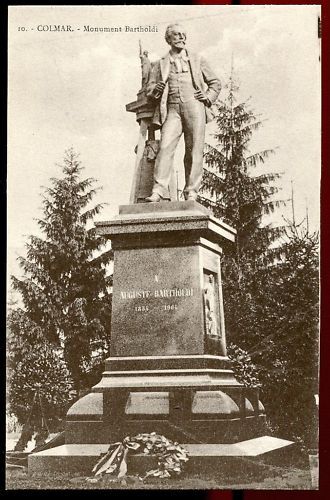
[165,24,187,50]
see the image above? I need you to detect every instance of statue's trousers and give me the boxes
[152,99,206,199]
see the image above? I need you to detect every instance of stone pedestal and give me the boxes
[106,201,231,357]
[64,202,266,445]
[29,201,292,474]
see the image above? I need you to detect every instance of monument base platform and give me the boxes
[64,355,267,445]
[28,436,295,475]
[30,201,283,476]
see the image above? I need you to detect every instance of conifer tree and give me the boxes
[199,76,319,446]
[11,149,113,393]
[254,223,319,446]
[199,75,284,268]
[199,75,285,349]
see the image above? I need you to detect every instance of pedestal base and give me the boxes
[28,437,295,475]
[64,354,266,445]
[28,202,276,475]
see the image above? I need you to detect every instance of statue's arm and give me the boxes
[200,57,221,104]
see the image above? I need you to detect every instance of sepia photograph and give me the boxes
[6,4,320,490]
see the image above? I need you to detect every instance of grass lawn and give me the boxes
[6,462,313,490]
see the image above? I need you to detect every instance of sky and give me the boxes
[8,5,321,283]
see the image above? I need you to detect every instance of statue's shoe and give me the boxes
[145,193,167,202]
[185,193,197,201]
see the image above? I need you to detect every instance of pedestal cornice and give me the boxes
[95,201,236,247]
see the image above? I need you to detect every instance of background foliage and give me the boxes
[8,149,113,431]
[199,77,319,448]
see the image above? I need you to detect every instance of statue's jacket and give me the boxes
[146,50,221,128]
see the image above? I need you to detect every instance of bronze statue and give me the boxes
[145,24,221,202]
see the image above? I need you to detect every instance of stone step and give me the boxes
[28,436,294,475]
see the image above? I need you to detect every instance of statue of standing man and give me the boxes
[145,24,221,202]
[139,40,152,91]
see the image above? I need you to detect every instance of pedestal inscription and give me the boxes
[111,245,204,356]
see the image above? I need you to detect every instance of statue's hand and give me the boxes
[194,89,211,107]
[153,81,166,99]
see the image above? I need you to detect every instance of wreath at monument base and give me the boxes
[89,432,189,483]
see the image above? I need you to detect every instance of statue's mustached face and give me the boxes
[169,27,186,50]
